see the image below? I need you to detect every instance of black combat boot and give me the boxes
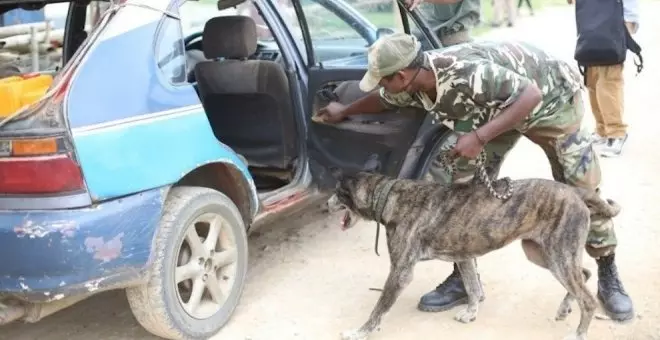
[597,254,634,321]
[418,263,484,312]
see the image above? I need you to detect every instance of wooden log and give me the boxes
[0,22,53,39]
[0,52,20,62]
[0,49,62,69]
[2,43,55,54]
[1,48,62,60]
[0,28,64,50]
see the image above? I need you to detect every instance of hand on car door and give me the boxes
[313,102,348,124]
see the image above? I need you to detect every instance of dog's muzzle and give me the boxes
[326,194,358,230]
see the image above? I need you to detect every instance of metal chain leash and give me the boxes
[438,143,513,200]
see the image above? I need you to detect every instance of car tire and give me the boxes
[126,186,248,340]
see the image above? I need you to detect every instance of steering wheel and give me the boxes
[183,31,269,54]
[184,32,204,50]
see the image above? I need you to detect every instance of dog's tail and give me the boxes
[576,189,622,218]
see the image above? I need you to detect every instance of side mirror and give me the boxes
[376,28,395,39]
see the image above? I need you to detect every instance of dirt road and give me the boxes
[4,3,660,340]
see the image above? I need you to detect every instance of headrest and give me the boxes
[202,16,258,59]
[217,0,246,10]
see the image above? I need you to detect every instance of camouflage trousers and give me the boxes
[425,91,617,258]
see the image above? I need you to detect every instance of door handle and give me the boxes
[317,88,339,102]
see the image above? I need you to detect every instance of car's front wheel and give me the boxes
[126,186,248,340]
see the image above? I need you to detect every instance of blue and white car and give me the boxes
[0,0,452,338]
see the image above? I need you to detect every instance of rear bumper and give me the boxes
[0,187,166,302]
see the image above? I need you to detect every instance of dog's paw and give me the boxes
[454,308,477,323]
[555,305,572,321]
[340,329,368,340]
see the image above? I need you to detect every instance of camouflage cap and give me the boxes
[359,32,422,92]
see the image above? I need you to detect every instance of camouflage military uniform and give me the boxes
[417,0,481,46]
[378,41,616,258]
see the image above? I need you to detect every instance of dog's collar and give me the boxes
[371,179,397,225]
[370,178,396,257]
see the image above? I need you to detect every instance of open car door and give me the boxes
[291,0,440,189]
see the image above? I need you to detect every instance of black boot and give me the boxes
[597,254,634,321]
[417,263,484,312]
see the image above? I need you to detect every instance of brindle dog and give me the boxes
[327,170,621,340]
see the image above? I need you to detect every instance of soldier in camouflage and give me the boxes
[314,33,634,321]
[406,0,481,46]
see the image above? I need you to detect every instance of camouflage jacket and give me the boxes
[379,41,584,133]
[417,0,481,38]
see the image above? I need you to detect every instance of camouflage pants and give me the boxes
[425,92,616,258]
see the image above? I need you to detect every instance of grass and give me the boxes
[364,11,399,28]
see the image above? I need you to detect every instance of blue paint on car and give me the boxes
[0,187,164,301]
[71,107,255,204]
[66,20,200,128]
[0,1,259,300]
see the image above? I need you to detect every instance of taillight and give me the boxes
[0,137,85,194]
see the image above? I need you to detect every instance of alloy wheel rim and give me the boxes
[174,212,238,319]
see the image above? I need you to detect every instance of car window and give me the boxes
[402,9,434,51]
[175,0,284,79]
[162,0,262,84]
[296,0,385,64]
[155,12,187,84]
[301,2,365,42]
[275,0,431,65]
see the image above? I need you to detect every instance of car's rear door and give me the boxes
[290,0,442,189]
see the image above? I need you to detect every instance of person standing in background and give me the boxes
[492,0,515,27]
[517,0,534,16]
[407,0,481,46]
[576,0,639,157]
[623,0,639,34]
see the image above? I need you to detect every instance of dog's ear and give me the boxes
[330,167,344,181]
[362,155,381,173]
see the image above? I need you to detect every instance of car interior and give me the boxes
[183,0,432,192]
[191,13,299,192]
[183,0,340,193]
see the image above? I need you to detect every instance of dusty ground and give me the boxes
[4,4,660,340]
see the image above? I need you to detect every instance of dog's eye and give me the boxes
[336,188,351,201]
